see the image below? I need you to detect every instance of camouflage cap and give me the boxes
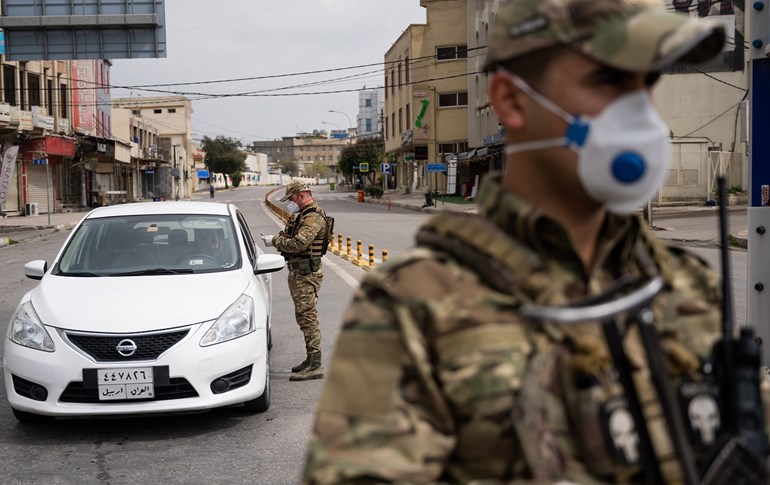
[280,180,312,201]
[484,0,726,72]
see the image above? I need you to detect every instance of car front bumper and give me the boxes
[3,322,268,417]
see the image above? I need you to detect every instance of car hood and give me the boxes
[30,271,252,333]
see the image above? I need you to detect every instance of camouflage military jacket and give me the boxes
[273,201,326,259]
[303,176,722,484]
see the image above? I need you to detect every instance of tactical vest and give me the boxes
[285,204,328,259]
[414,212,721,484]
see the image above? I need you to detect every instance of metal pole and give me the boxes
[45,161,50,226]
[748,3,770,366]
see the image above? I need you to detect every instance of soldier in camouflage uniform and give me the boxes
[262,181,328,381]
[300,1,760,483]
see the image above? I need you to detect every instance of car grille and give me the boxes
[60,378,198,403]
[65,329,190,362]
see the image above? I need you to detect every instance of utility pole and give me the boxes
[747,1,770,365]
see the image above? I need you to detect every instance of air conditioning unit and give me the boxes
[25,202,39,216]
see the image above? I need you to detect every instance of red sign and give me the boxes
[23,136,77,159]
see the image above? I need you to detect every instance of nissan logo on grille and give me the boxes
[116,339,137,357]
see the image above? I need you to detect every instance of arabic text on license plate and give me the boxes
[97,367,154,401]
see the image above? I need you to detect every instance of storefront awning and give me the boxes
[476,147,488,157]
[22,135,76,160]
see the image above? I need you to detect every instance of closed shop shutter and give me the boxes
[27,164,53,213]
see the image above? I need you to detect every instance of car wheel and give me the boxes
[12,408,49,423]
[267,320,273,351]
[244,356,270,413]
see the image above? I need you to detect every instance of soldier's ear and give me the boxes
[489,72,526,132]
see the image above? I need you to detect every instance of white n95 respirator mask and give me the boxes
[286,201,300,214]
[504,74,671,215]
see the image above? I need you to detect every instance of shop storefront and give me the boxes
[22,135,77,214]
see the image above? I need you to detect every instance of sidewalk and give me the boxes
[0,210,87,247]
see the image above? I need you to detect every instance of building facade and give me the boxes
[0,59,79,216]
[384,0,468,194]
[357,86,384,140]
[111,96,195,199]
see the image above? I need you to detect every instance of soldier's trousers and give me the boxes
[288,268,323,354]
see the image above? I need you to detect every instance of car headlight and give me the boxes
[200,294,255,347]
[8,301,55,352]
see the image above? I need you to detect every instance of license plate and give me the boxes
[97,367,154,401]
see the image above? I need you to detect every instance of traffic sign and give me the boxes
[380,163,392,174]
[359,162,370,172]
[427,163,446,172]
[32,158,48,165]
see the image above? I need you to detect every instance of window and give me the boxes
[28,74,41,108]
[19,70,26,110]
[438,92,468,108]
[385,116,389,139]
[398,63,402,89]
[384,75,388,99]
[59,83,67,118]
[4,66,16,106]
[153,109,162,114]
[436,45,468,61]
[168,108,176,113]
[365,98,372,107]
[405,56,410,83]
[132,109,140,115]
[398,108,402,134]
[439,142,469,154]
[365,118,372,132]
[391,70,395,95]
[47,79,54,115]
[405,103,410,130]
[391,113,395,136]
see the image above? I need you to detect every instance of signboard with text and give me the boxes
[427,163,447,172]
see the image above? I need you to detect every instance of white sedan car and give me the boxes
[4,201,284,421]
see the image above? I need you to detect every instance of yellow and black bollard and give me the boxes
[382,249,388,264]
[354,240,365,266]
[368,244,375,267]
[346,236,352,261]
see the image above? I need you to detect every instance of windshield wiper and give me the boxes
[56,271,104,277]
[109,268,195,276]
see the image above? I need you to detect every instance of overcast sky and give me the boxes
[109,0,427,146]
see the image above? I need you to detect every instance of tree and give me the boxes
[310,161,333,179]
[201,136,247,189]
[276,159,300,176]
[338,138,384,186]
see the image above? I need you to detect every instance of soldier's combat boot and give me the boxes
[291,354,310,373]
[289,352,323,381]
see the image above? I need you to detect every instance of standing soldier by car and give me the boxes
[299,1,765,484]
[262,181,328,381]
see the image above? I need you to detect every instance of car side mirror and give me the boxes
[255,254,285,275]
[24,260,48,280]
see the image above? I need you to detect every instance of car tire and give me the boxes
[12,408,49,423]
[267,320,273,351]
[244,356,270,413]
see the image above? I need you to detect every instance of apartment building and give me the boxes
[111,96,195,198]
[0,59,79,215]
[252,132,349,176]
[384,0,468,194]
[357,86,384,140]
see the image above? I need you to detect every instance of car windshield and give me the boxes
[54,214,240,276]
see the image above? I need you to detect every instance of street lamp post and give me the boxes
[321,121,340,131]
[328,109,352,130]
